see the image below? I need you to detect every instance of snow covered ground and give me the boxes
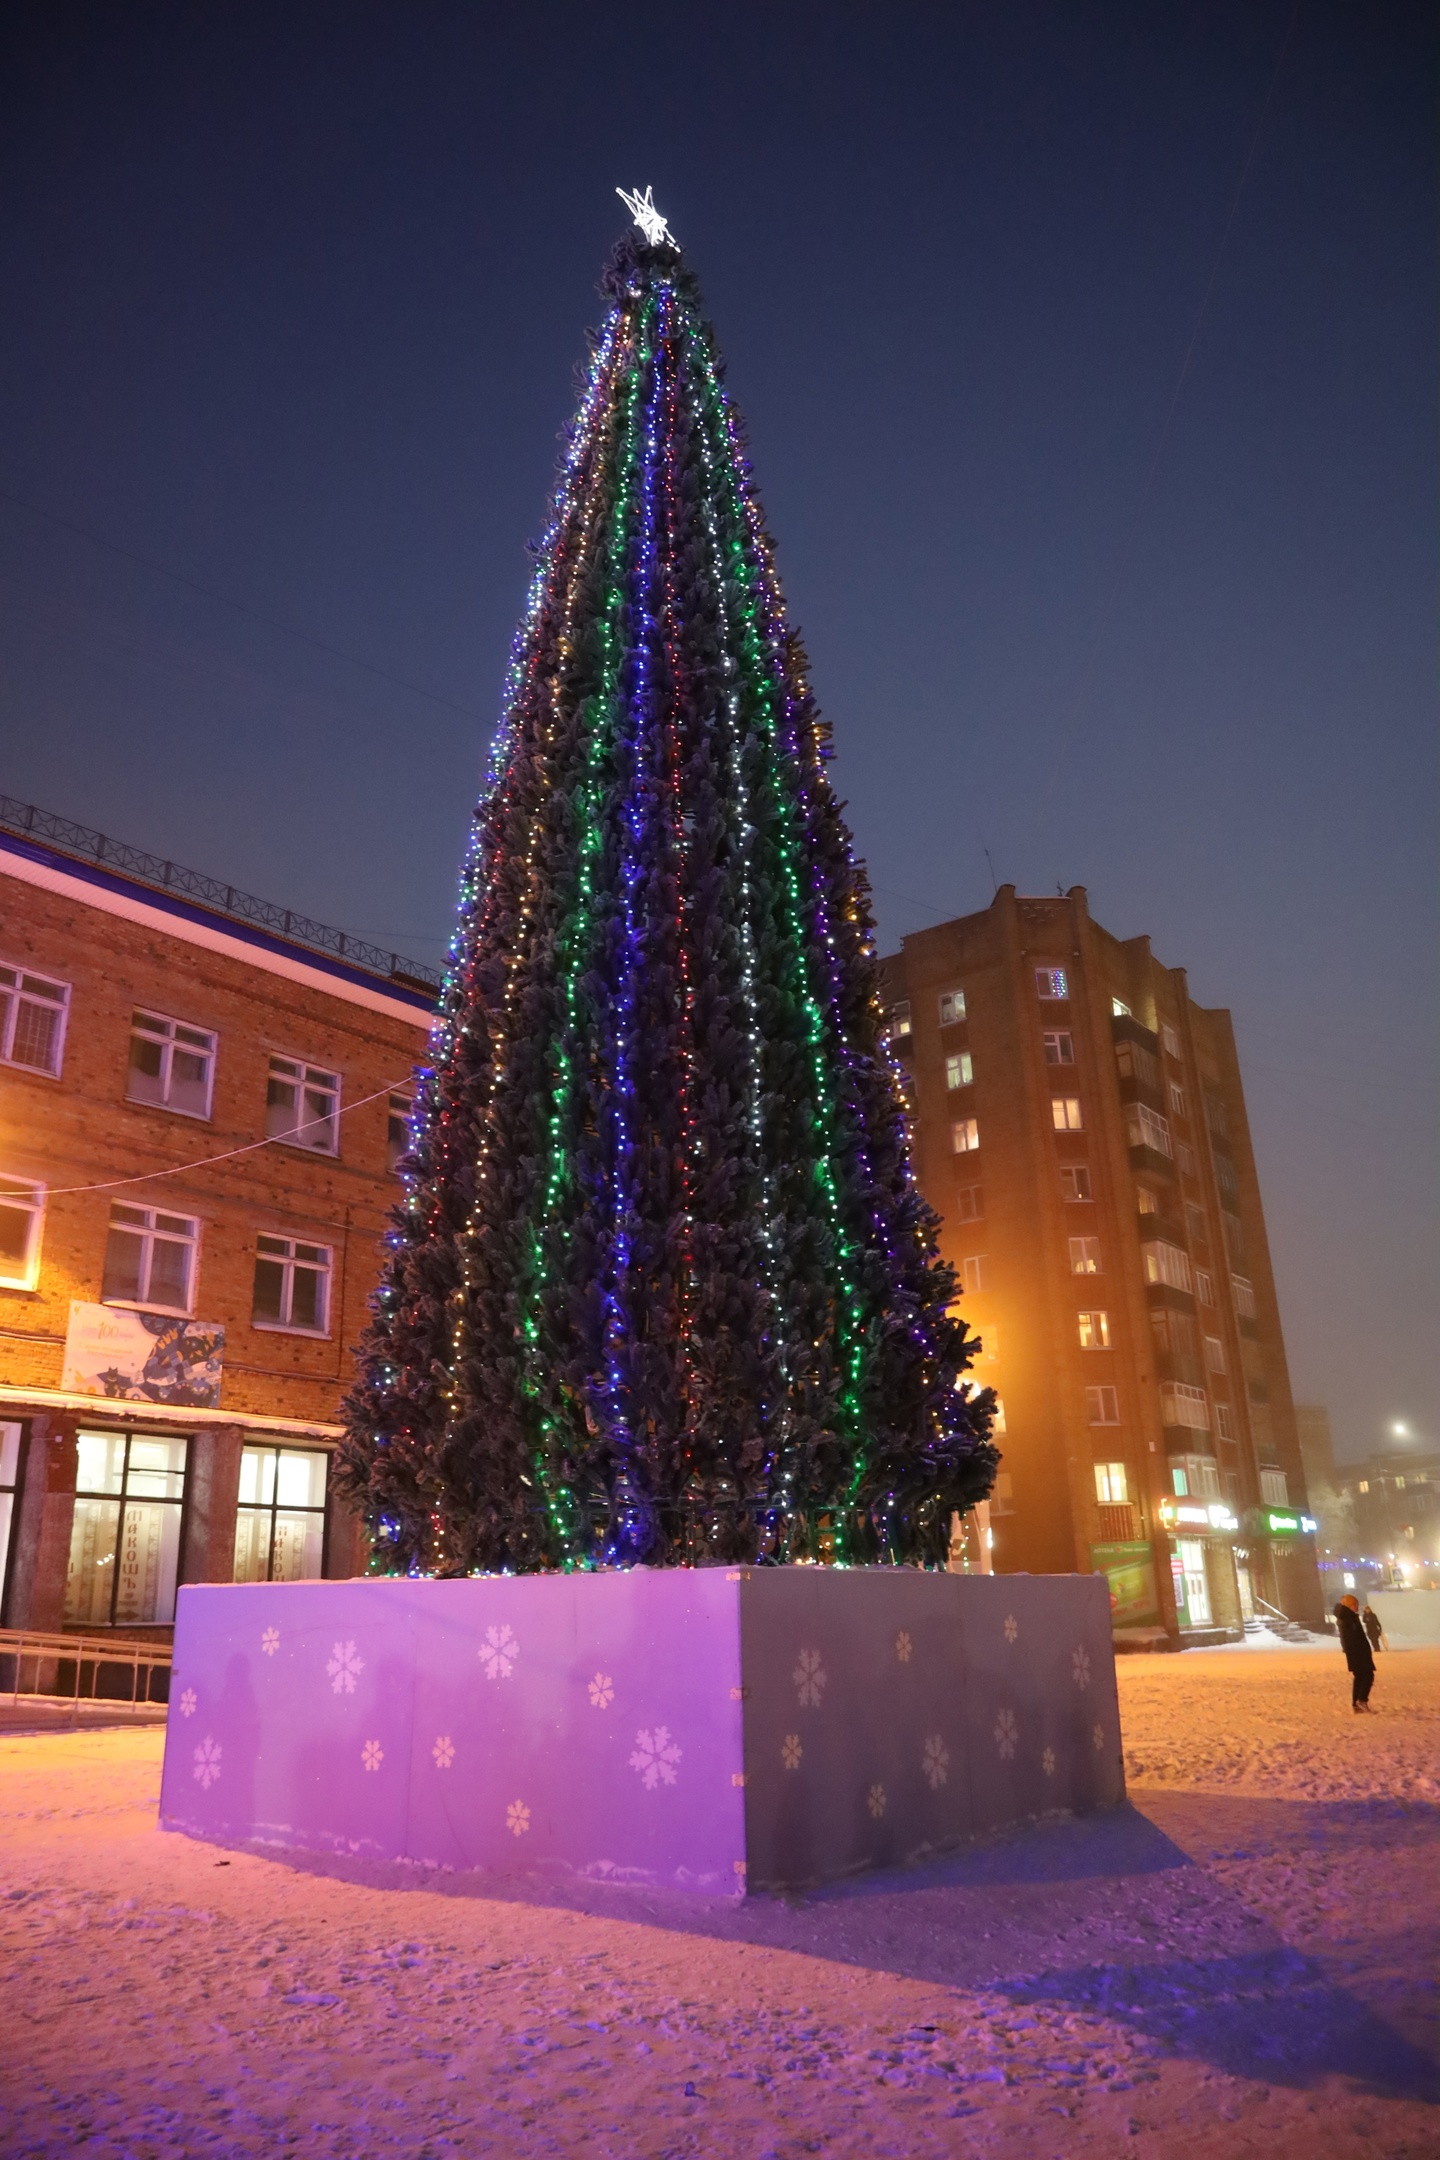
[1,1645,1436,2157]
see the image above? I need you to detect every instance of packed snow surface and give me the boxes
[2,1646,1436,2156]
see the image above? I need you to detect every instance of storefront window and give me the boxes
[233,1445,328,1583]
[1177,1538,1212,1627]
[0,1421,21,1618]
[64,1429,189,1626]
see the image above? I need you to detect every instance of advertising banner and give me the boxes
[61,1301,224,1409]
[1090,1539,1162,1628]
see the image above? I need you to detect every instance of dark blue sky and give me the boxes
[1,1,1433,1461]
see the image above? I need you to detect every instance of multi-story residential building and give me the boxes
[881,884,1322,1642]
[0,796,437,1640]
[1333,1446,1440,1590]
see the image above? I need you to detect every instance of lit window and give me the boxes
[0,961,69,1077]
[127,1010,216,1119]
[1204,1334,1227,1374]
[938,989,966,1026]
[1086,1385,1120,1424]
[951,1118,980,1154]
[1160,1382,1210,1432]
[1077,1310,1110,1350]
[960,1254,988,1295]
[234,1445,329,1583]
[253,1235,332,1334]
[64,1429,189,1627]
[1195,1269,1215,1305]
[1172,1465,1189,1496]
[1215,1402,1235,1442]
[1230,1275,1256,1319]
[1394,1475,1406,1491]
[990,1396,1007,1434]
[387,1094,413,1173]
[1125,1102,1173,1158]
[1111,998,1131,1018]
[101,1205,198,1313]
[1095,1462,1129,1506]
[955,1184,984,1222]
[1142,1241,1193,1293]
[945,1051,973,1090]
[1259,1468,1289,1507]
[1051,1097,1084,1132]
[1177,1142,1198,1178]
[1161,1024,1181,1058]
[1060,1165,1092,1202]
[1357,1479,1369,1494]
[266,1056,340,1154]
[1188,1457,1222,1500]
[1043,1031,1074,1065]
[1069,1236,1101,1274]
[888,1000,912,1040]
[1036,966,1069,1000]
[1137,1187,1159,1216]
[1170,1083,1186,1117]
[0,1422,18,1599]
[0,1177,44,1290]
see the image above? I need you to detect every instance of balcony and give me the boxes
[1128,1143,1176,1181]
[1153,1350,1207,1390]
[1144,1279,1196,1314]
[1111,1012,1160,1055]
[1096,1502,1137,1544]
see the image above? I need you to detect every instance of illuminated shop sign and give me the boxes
[1158,1500,1239,1532]
[1266,1512,1317,1536]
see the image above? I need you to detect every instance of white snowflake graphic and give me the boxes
[781,1733,803,1771]
[432,1735,454,1770]
[479,1625,519,1681]
[506,1799,531,1838]
[867,1783,887,1820]
[1042,1746,1057,1778]
[261,1626,280,1657]
[1004,1613,1018,1644]
[192,1736,222,1790]
[793,1648,826,1709]
[588,1672,614,1709]
[361,1739,384,1773]
[895,1629,913,1664]
[922,1734,949,1790]
[629,1726,682,1790]
[994,1708,1018,1760]
[1072,1645,1092,1691]
[178,1687,197,1719]
[1093,1722,1106,1753]
[326,1640,364,1695]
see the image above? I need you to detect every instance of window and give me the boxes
[1114,1038,1161,1089]
[1394,1475,1406,1490]
[1069,1236,1101,1274]
[0,1178,44,1290]
[0,1421,20,1617]
[1043,1030,1074,1066]
[951,1118,980,1154]
[1230,1276,1256,1319]
[63,1429,188,1627]
[1169,1083,1186,1117]
[938,989,966,1026]
[127,1011,216,1119]
[1215,1403,1235,1442]
[0,962,69,1076]
[960,1254,988,1295]
[1086,1385,1120,1424]
[1051,1097,1084,1132]
[1077,1310,1110,1350]
[387,1094,413,1173]
[253,1235,332,1333]
[944,1051,973,1090]
[955,1184,984,1222]
[1151,1307,1199,1358]
[266,1056,339,1154]
[1204,1334,1227,1374]
[101,1205,197,1313]
[1035,966,1068,1000]
[1195,1269,1215,1306]
[233,1445,329,1583]
[1186,1202,1208,1246]
[1111,997,1131,1018]
[1171,1465,1189,1496]
[1177,1142,1198,1178]
[1259,1468,1289,1507]
[1161,1024,1181,1059]
[1125,1102,1172,1158]
[888,1000,912,1040]
[1095,1462,1129,1506]
[1160,1382,1210,1432]
[992,1470,1014,1516]
[1060,1164,1092,1202]
[1177,1539,1212,1626]
[1137,1187,1159,1216]
[1357,1479,1369,1495]
[990,1396,1007,1434]
[1142,1241,1193,1293]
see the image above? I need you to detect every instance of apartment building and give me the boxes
[881,884,1322,1642]
[0,797,437,1637]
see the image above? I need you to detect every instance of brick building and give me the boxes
[0,798,437,1638]
[881,885,1322,1642]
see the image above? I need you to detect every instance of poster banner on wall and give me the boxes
[1090,1539,1162,1628]
[61,1301,224,1409]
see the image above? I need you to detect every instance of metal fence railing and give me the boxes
[0,1627,173,1717]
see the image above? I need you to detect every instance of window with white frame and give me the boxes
[888,1000,911,1040]
[1215,1401,1236,1442]
[1186,1202,1208,1245]
[1051,1096,1083,1132]
[1069,1236,1101,1274]
[1171,1463,1189,1495]
[1077,1310,1110,1350]
[0,1177,44,1291]
[101,1205,197,1312]
[64,1429,189,1627]
[1042,1030,1074,1065]
[1160,1382,1210,1432]
[1060,1164,1092,1202]
[253,1235,332,1333]
[1259,1467,1289,1507]
[127,1010,216,1119]
[955,1183,984,1221]
[944,1051,973,1090]
[938,989,966,1026]
[1204,1334,1227,1374]
[1111,997,1131,1017]
[1086,1385,1120,1424]
[1177,1141,1198,1178]
[1035,965,1069,1000]
[266,1056,340,1154]
[1137,1186,1160,1216]
[951,1118,979,1154]
[1161,1024,1181,1058]
[1125,1102,1172,1157]
[1094,1461,1129,1506]
[1169,1083,1186,1117]
[233,1444,329,1583]
[387,1094,413,1173]
[1230,1275,1257,1319]
[1142,1241,1192,1293]
[1195,1268,1215,1305]
[0,961,69,1076]
[960,1254,988,1295]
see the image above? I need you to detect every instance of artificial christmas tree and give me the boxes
[335,203,998,1576]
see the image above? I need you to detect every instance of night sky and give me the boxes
[0,2,1432,1461]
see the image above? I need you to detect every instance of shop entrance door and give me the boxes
[1235,1560,1256,1624]
[1177,1539,1212,1627]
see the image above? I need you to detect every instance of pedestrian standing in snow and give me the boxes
[1334,1594,1376,1712]
[1362,1604,1386,1655]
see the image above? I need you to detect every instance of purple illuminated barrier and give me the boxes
[161,1569,1123,1895]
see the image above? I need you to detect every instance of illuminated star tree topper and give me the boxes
[616,183,676,248]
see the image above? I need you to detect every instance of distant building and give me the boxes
[1332,1448,1440,1590]
[0,796,437,1637]
[881,884,1322,1641]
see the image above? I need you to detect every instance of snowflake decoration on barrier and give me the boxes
[781,1733,803,1771]
[867,1783,887,1819]
[793,1648,826,1708]
[1042,1746,1056,1778]
[1093,1722,1106,1753]
[921,1735,949,1790]
[479,1625,519,1681]
[1072,1645,1092,1691]
[994,1708,1018,1760]
[588,1672,614,1710]
[506,1799,531,1838]
[1004,1613,1018,1644]
[178,1687,197,1718]
[433,1735,455,1770]
[630,1726,682,1790]
[361,1739,384,1772]
[261,1627,280,1657]
[895,1630,913,1664]
[192,1736,222,1789]
[327,1640,364,1695]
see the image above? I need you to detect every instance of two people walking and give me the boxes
[1334,1593,1384,1712]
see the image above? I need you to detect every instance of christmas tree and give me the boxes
[335,198,998,1575]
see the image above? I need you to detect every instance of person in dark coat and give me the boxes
[1362,1604,1386,1654]
[1335,1594,1376,1711]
